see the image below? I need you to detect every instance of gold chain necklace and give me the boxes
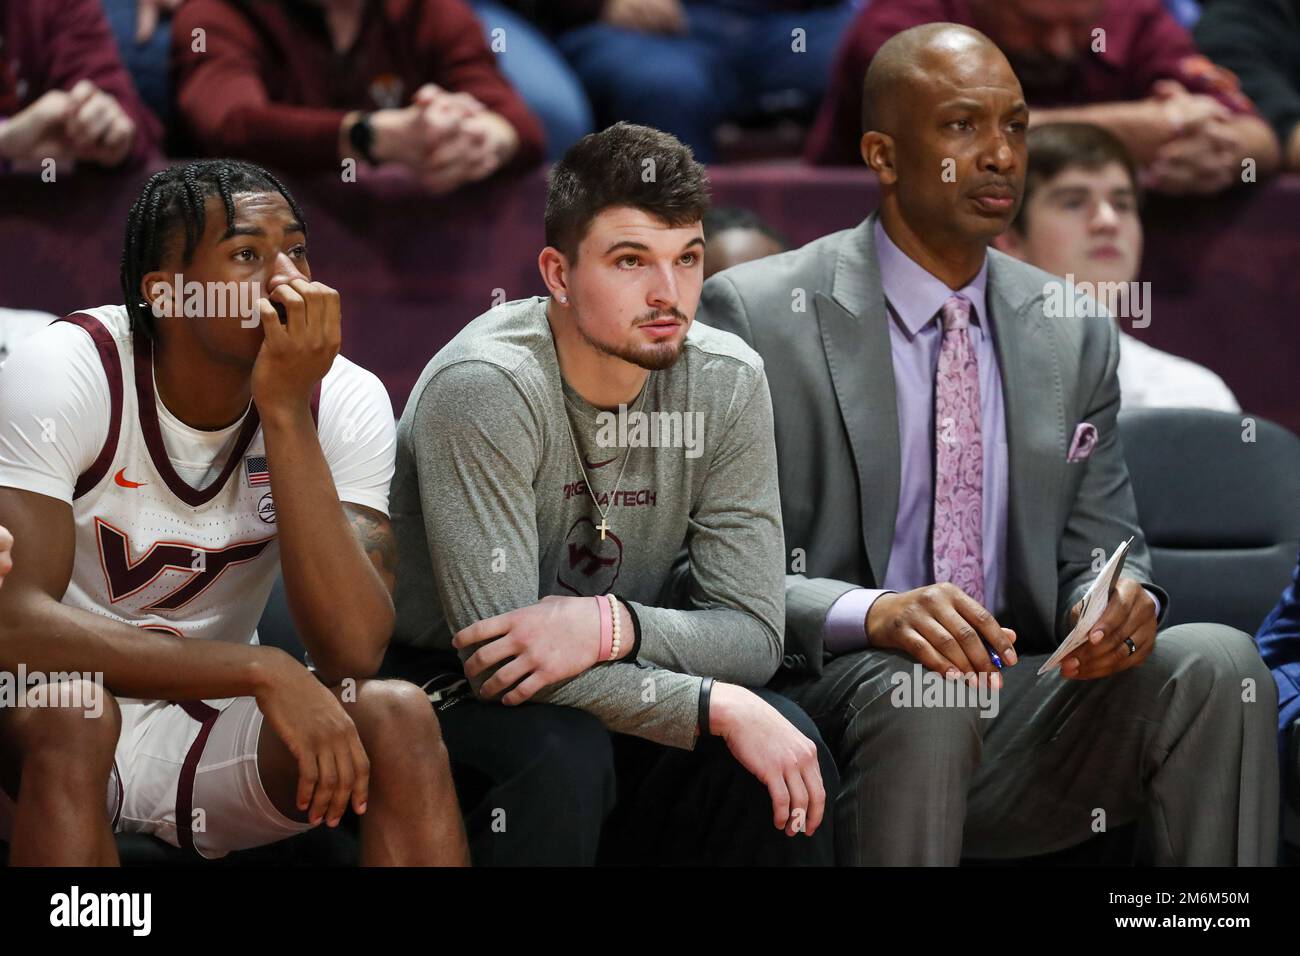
[561,376,652,541]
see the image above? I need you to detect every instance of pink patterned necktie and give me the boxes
[932,294,984,604]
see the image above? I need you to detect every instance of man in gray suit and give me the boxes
[700,22,1279,865]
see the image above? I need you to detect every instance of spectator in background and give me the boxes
[109,0,590,158]
[702,206,787,278]
[469,2,593,158]
[993,122,1239,412]
[100,0,179,126]
[554,0,857,163]
[0,0,161,171]
[808,0,1280,196]
[1196,0,1300,171]
[172,0,544,192]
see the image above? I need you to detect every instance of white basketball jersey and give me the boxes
[59,306,300,649]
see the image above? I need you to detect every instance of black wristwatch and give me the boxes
[349,112,377,166]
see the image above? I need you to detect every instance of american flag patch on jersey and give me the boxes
[245,456,270,487]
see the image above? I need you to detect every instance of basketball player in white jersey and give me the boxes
[0,160,467,865]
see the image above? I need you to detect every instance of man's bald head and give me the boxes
[862,23,1013,137]
[858,21,1028,264]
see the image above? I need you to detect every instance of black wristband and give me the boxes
[615,594,642,661]
[698,676,714,738]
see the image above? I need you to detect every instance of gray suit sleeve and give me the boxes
[411,361,704,750]
[1055,319,1168,639]
[699,271,862,672]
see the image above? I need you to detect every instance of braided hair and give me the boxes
[120,160,305,339]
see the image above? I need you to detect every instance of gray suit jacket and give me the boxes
[698,213,1167,675]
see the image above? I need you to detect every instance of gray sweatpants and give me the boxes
[776,623,1279,865]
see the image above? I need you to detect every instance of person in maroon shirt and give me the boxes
[0,0,161,170]
[806,0,1281,195]
[172,0,545,192]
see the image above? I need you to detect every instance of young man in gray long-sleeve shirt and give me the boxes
[387,122,837,866]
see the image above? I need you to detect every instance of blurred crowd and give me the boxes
[3,0,1299,413]
[2,0,1298,190]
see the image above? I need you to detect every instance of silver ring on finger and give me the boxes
[1124,637,1137,656]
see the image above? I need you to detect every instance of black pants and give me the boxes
[413,666,838,865]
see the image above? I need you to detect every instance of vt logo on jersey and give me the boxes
[95,518,274,611]
[557,517,623,595]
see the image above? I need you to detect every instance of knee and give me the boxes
[622,70,716,121]
[850,681,984,766]
[1156,623,1277,709]
[346,678,441,746]
[7,680,121,769]
[573,39,713,114]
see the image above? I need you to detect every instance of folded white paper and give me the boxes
[1038,537,1133,676]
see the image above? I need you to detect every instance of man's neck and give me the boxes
[152,335,253,431]
[879,203,987,291]
[546,299,649,412]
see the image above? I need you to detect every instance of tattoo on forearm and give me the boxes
[348,506,397,592]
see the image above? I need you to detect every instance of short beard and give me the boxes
[575,309,687,371]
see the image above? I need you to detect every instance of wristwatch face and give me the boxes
[350,115,374,164]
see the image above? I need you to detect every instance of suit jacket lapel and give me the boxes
[816,214,899,586]
[987,255,1065,636]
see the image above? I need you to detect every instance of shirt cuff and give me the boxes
[824,588,894,654]
[1143,585,1163,621]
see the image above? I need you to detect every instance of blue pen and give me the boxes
[982,640,1004,670]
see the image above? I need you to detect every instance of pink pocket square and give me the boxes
[1067,422,1098,462]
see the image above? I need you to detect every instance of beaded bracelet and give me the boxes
[606,593,621,661]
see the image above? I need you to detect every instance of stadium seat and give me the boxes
[1120,408,1300,856]
[1118,409,1300,633]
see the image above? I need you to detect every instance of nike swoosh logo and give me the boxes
[114,468,147,489]
[584,457,618,469]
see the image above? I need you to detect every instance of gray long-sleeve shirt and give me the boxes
[390,296,786,749]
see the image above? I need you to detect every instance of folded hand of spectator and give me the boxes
[370,85,517,192]
[371,98,462,169]
[1151,79,1232,135]
[414,103,520,195]
[62,79,136,167]
[1122,81,1241,193]
[1144,120,1239,194]
[602,0,688,35]
[0,89,76,165]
